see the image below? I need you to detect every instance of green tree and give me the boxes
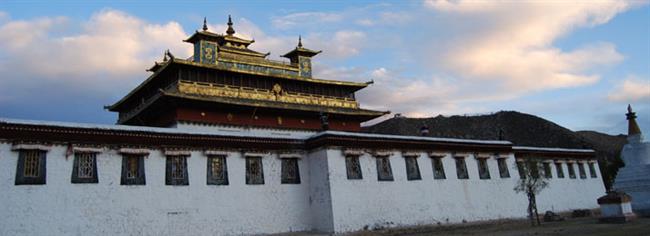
[514,159,549,226]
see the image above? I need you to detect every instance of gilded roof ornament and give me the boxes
[298,35,303,48]
[226,15,235,35]
[202,17,208,31]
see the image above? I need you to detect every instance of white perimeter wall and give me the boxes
[323,148,606,232]
[0,142,606,235]
[0,142,313,236]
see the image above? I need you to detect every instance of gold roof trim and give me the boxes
[173,58,368,87]
[177,80,360,109]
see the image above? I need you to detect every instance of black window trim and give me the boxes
[121,154,146,185]
[207,155,229,185]
[15,149,47,185]
[71,151,99,184]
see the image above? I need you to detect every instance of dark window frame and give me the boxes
[497,158,510,178]
[516,161,526,179]
[15,149,47,185]
[555,162,565,178]
[542,162,553,179]
[455,156,469,179]
[281,158,301,184]
[404,156,422,181]
[166,155,189,186]
[71,152,99,184]
[345,155,363,180]
[121,154,146,185]
[588,162,598,178]
[578,162,587,179]
[431,156,446,179]
[376,156,394,181]
[207,155,228,185]
[568,162,577,179]
[246,156,265,185]
[477,157,491,180]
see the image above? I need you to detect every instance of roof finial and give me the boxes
[202,17,208,31]
[298,35,303,48]
[163,50,168,62]
[226,15,235,35]
[626,104,642,140]
[628,104,633,113]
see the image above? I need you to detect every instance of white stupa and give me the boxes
[613,105,650,216]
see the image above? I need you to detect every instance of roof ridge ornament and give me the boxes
[298,35,303,48]
[202,17,208,31]
[226,15,235,36]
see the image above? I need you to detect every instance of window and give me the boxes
[588,162,598,178]
[455,157,469,179]
[345,155,363,179]
[246,156,264,184]
[578,162,587,179]
[567,162,576,179]
[477,158,490,179]
[542,162,552,178]
[497,158,510,178]
[376,156,394,181]
[121,155,145,185]
[516,161,526,179]
[431,157,446,179]
[71,152,98,183]
[555,162,565,178]
[166,155,189,185]
[529,162,540,178]
[405,156,421,180]
[281,158,301,184]
[15,149,46,185]
[207,155,228,185]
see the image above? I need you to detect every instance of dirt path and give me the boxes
[380,217,650,236]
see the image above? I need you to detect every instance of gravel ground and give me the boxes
[278,216,650,236]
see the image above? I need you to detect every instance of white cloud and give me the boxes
[0,9,192,104]
[422,0,631,95]
[608,76,650,102]
[0,9,190,79]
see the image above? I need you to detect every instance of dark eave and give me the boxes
[0,118,599,159]
[512,146,596,159]
[282,47,322,58]
[107,61,173,111]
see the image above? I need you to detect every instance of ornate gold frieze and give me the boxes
[177,80,359,109]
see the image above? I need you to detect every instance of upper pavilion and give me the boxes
[107,16,387,131]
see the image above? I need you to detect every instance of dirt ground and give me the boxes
[361,216,650,236]
[280,216,650,236]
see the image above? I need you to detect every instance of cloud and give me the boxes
[421,0,630,95]
[608,76,650,102]
[0,9,190,79]
[0,9,192,105]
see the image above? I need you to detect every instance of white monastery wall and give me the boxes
[0,139,606,235]
[0,142,313,236]
[321,148,605,232]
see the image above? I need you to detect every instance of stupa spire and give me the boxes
[626,104,642,137]
[226,15,235,35]
[202,17,208,31]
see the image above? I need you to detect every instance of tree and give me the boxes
[514,159,549,226]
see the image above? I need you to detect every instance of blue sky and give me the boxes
[0,0,648,136]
